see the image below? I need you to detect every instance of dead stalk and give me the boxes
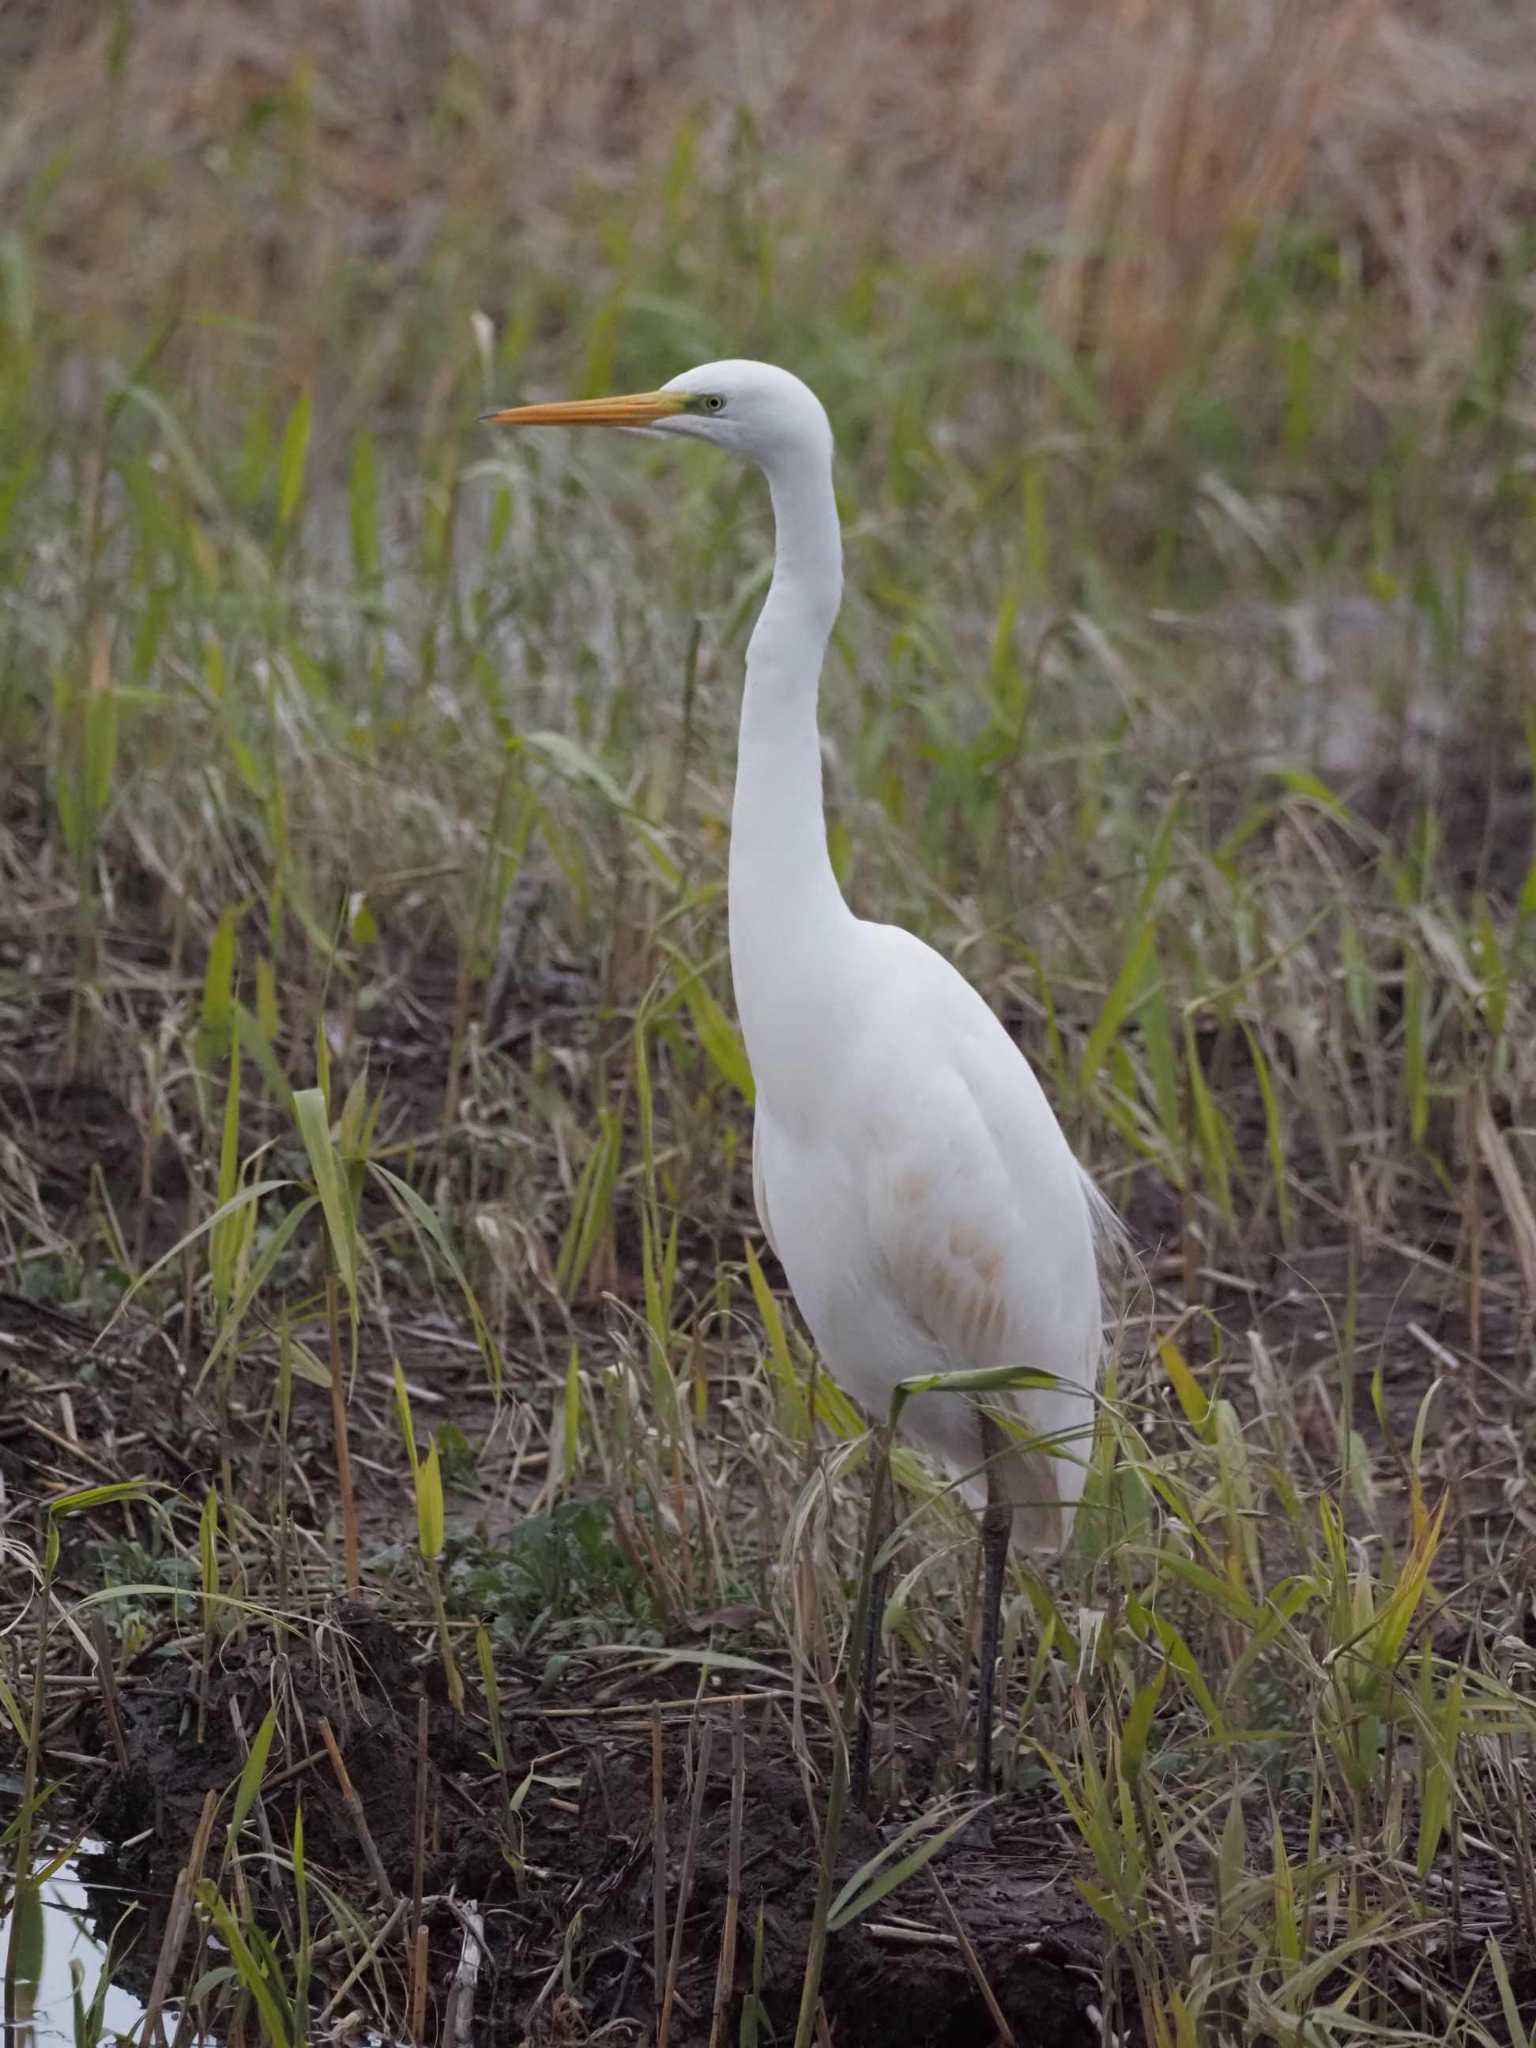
[926,1867,1017,2046]
[707,1700,747,2048]
[444,1899,485,2047]
[651,1707,669,2029]
[318,1718,395,1907]
[138,1786,220,2047]
[659,1718,716,2048]
[411,1693,431,2019]
[325,1268,362,1595]
[315,1899,407,2022]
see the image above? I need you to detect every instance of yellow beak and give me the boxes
[481,391,684,429]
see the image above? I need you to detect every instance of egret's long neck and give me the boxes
[728,445,851,1084]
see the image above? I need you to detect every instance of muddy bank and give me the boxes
[77,1607,1104,2046]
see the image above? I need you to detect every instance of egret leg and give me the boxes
[974,1419,1013,1795]
[850,1462,893,1811]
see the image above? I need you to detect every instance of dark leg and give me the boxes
[850,1458,894,1812]
[849,1549,889,1810]
[974,1420,1012,1795]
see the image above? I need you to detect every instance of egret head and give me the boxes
[484,358,832,477]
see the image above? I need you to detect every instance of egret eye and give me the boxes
[702,394,726,413]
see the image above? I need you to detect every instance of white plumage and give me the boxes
[489,359,1116,1787]
[748,919,1103,1547]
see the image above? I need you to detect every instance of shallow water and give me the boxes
[0,1849,147,2047]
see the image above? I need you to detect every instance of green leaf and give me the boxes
[812,1365,864,1441]
[828,1799,988,1930]
[561,1348,583,1482]
[526,728,678,873]
[196,1194,322,1392]
[370,1163,500,1393]
[1416,1666,1465,1876]
[577,1644,788,1684]
[525,727,630,811]
[282,1336,335,1391]
[1241,1021,1292,1239]
[292,1797,308,1933]
[1274,767,1350,820]
[1142,1607,1226,1740]
[1364,1494,1446,1670]
[232,1705,279,1832]
[1119,1664,1167,1775]
[1078,918,1156,1094]
[210,1032,246,1318]
[1012,306,1101,428]
[292,1087,357,1313]
[554,1110,621,1297]
[47,1480,158,1517]
[681,975,755,1102]
[742,1904,767,2048]
[255,957,281,1043]
[5,1876,44,2001]
[1158,1337,1212,1440]
[236,999,293,1112]
[348,891,378,946]
[1217,1786,1246,1916]
[77,1583,290,1622]
[335,1067,373,1162]
[1183,1012,1235,1225]
[199,907,238,1068]
[417,1437,445,1561]
[199,1888,294,2047]
[98,1178,294,1341]
[349,430,379,582]
[71,1942,116,2045]
[1270,1809,1300,1963]
[1130,1548,1261,1628]
[393,1359,420,1477]
[744,1239,806,1437]
[892,1361,1063,1427]
[1487,1938,1532,2048]
[0,1670,29,1747]
[276,387,312,526]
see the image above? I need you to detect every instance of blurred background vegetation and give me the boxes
[8,1,1536,430]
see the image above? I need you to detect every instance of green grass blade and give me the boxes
[292,1086,357,1314]
[232,1705,278,1833]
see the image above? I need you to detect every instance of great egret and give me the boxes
[487,361,1117,1792]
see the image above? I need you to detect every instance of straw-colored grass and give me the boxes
[6,0,1536,413]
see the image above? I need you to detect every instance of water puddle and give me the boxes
[0,1847,151,2047]
[1,1851,390,2047]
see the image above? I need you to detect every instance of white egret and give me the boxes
[487,361,1117,1792]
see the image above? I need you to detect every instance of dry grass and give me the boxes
[5,0,1536,413]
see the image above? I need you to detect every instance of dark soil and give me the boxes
[71,1607,1104,2047]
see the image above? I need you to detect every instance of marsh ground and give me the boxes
[3,4,1536,2043]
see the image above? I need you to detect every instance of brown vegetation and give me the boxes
[5,1,1536,410]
